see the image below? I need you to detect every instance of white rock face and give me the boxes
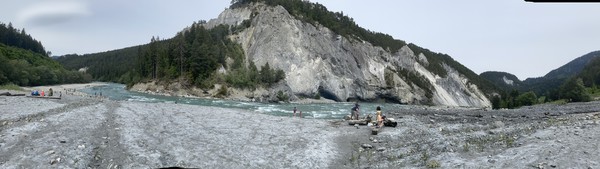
[205,3,490,107]
[503,76,514,86]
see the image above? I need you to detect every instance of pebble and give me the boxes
[43,150,55,156]
[377,147,385,151]
[361,144,373,149]
[78,145,86,149]
[50,158,61,165]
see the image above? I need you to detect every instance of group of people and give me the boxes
[351,103,385,128]
[31,88,57,97]
[289,103,386,127]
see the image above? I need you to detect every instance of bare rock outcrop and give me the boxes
[203,3,490,107]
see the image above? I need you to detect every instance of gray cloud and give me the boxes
[17,0,91,27]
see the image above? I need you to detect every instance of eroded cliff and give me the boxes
[205,3,490,107]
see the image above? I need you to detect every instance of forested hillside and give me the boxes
[0,23,90,86]
[479,71,522,91]
[57,23,285,89]
[56,45,141,83]
[522,51,600,95]
[577,56,600,87]
[0,22,47,56]
[0,43,91,86]
[483,51,600,109]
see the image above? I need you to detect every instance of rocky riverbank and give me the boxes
[1,85,600,168]
[129,80,338,104]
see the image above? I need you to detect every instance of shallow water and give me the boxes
[80,83,410,119]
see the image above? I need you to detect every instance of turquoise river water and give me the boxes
[80,83,409,119]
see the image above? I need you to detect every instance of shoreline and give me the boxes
[128,81,340,104]
[17,82,109,97]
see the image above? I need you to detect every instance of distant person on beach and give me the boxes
[293,107,297,117]
[351,103,360,120]
[376,106,383,128]
[49,88,53,96]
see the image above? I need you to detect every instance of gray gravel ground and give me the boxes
[0,94,339,168]
[2,91,600,168]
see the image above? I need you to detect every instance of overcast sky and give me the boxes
[1,0,599,80]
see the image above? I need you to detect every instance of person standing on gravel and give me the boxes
[351,103,360,120]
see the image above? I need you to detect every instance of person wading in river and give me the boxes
[293,107,297,117]
[351,103,360,120]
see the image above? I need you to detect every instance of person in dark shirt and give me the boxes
[351,103,360,120]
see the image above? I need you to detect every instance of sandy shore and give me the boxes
[1,84,600,168]
[17,82,108,97]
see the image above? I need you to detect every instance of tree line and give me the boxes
[0,43,91,86]
[489,55,600,109]
[58,23,285,91]
[0,22,90,86]
[0,22,47,56]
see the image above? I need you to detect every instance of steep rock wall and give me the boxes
[206,3,491,107]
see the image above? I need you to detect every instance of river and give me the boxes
[80,83,410,119]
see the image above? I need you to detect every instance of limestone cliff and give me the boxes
[204,3,491,107]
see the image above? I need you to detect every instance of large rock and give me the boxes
[204,3,491,107]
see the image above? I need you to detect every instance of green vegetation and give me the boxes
[313,92,321,99]
[57,45,141,83]
[276,90,289,102]
[216,85,228,97]
[0,23,90,86]
[558,78,591,102]
[425,160,441,168]
[491,90,539,109]
[58,22,285,90]
[396,68,434,100]
[0,83,23,91]
[0,22,47,56]
[0,43,91,86]
[488,53,600,109]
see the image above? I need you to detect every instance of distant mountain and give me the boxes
[522,51,600,94]
[480,71,522,91]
